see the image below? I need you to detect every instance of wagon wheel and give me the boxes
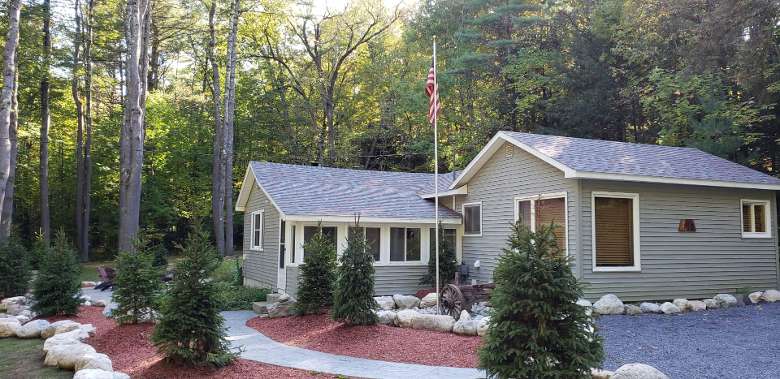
[440,284,465,319]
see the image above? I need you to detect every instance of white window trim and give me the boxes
[250,210,264,251]
[513,192,569,256]
[740,199,772,239]
[591,191,641,272]
[462,201,483,237]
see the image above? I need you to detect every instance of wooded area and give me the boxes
[0,0,777,260]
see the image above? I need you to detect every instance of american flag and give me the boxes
[425,64,441,123]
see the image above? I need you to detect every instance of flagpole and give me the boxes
[433,36,440,315]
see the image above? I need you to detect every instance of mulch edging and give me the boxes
[247,312,482,368]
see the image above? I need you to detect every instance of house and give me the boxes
[236,132,780,301]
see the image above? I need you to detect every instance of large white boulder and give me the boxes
[714,294,738,308]
[0,318,21,337]
[392,294,420,310]
[453,319,478,336]
[688,300,707,312]
[375,310,397,325]
[748,291,764,304]
[410,313,455,333]
[611,363,669,379]
[594,294,624,315]
[374,296,396,310]
[419,293,438,308]
[672,299,690,312]
[458,310,471,322]
[75,352,113,371]
[477,316,490,336]
[396,309,417,328]
[267,301,295,318]
[1,296,27,306]
[73,369,130,379]
[761,289,780,303]
[703,299,719,309]
[625,305,642,315]
[591,368,615,379]
[44,342,97,370]
[43,328,92,353]
[660,302,681,314]
[41,320,82,339]
[576,299,592,308]
[639,302,661,314]
[16,319,50,338]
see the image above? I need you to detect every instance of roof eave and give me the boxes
[571,171,780,191]
[283,214,462,225]
[419,185,468,199]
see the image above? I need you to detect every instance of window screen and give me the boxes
[594,197,634,267]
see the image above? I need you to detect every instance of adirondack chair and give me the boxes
[95,266,116,291]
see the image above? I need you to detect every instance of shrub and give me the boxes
[420,223,457,289]
[112,238,163,324]
[295,228,336,315]
[32,231,82,316]
[29,232,47,270]
[214,282,269,311]
[0,238,31,298]
[152,225,236,367]
[332,226,377,325]
[152,244,168,267]
[479,222,603,379]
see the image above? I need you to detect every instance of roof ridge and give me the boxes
[503,131,701,151]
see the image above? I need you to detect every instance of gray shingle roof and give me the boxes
[503,132,780,187]
[249,161,461,220]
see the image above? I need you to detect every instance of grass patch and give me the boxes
[215,282,270,310]
[0,338,72,379]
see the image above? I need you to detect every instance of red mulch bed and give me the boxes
[47,307,336,378]
[247,312,482,368]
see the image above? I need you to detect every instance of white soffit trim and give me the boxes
[234,164,286,216]
[284,215,462,225]
[419,185,468,199]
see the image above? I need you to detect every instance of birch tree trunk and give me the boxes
[0,0,22,242]
[208,0,225,255]
[39,0,51,245]
[82,0,94,259]
[222,0,240,255]
[119,0,150,253]
[0,71,18,240]
[73,0,88,260]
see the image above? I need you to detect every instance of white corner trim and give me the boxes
[234,164,286,216]
[513,192,569,257]
[740,199,772,239]
[249,209,265,251]
[462,201,483,237]
[591,191,641,272]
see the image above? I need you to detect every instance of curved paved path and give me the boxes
[222,311,485,379]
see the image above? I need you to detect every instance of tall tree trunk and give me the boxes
[208,0,225,255]
[39,0,51,245]
[222,0,240,255]
[119,0,150,253]
[0,71,18,239]
[73,0,88,260]
[82,0,94,260]
[325,89,335,165]
[0,0,21,242]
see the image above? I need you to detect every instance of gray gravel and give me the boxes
[597,302,780,378]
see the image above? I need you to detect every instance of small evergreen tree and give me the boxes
[29,232,47,270]
[32,231,82,316]
[420,224,457,288]
[152,225,236,367]
[479,222,603,379]
[0,238,31,298]
[332,226,377,325]
[112,236,163,324]
[295,228,336,315]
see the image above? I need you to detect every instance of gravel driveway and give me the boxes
[597,302,780,378]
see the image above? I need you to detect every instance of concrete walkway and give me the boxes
[223,311,485,379]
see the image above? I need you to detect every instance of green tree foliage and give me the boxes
[479,223,602,378]
[420,224,457,289]
[332,226,377,325]
[295,229,337,315]
[152,225,236,367]
[32,231,81,316]
[112,237,163,324]
[0,238,31,298]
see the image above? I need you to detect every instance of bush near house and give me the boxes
[479,222,603,379]
[333,226,377,325]
[32,231,82,316]
[420,223,457,288]
[295,229,336,315]
[112,237,163,324]
[0,238,31,298]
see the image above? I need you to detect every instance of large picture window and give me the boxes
[250,210,264,250]
[390,227,421,262]
[463,202,482,236]
[741,200,771,238]
[592,192,640,271]
[348,226,381,261]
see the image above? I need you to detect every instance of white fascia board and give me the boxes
[419,185,468,199]
[570,171,780,191]
[234,164,286,217]
[284,215,462,225]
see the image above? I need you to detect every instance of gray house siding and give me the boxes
[461,142,579,284]
[282,265,427,298]
[579,180,779,301]
[242,183,280,290]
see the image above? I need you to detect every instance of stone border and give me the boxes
[584,289,780,316]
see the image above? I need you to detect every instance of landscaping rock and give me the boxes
[41,320,82,339]
[452,319,478,336]
[672,298,690,312]
[375,310,397,325]
[396,309,417,328]
[43,328,92,353]
[410,313,455,333]
[0,318,21,337]
[419,293,438,308]
[660,302,681,314]
[714,294,738,308]
[761,289,780,302]
[470,301,491,316]
[374,296,395,310]
[16,319,50,338]
[93,299,108,308]
[577,299,593,308]
[639,302,661,314]
[625,304,642,315]
[267,301,295,318]
[1,295,27,306]
[458,310,471,322]
[74,352,113,371]
[594,294,624,315]
[73,369,130,379]
[477,316,490,336]
[703,298,719,309]
[748,291,764,304]
[44,342,97,369]
[611,363,669,379]
[81,281,97,288]
[688,300,707,312]
[591,368,615,379]
[392,294,420,310]
[15,314,31,324]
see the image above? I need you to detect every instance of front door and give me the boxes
[277,221,288,293]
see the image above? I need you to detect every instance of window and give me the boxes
[303,226,337,260]
[390,227,421,262]
[515,195,567,254]
[250,210,264,250]
[348,226,381,261]
[429,228,456,256]
[463,203,482,236]
[592,192,640,271]
[741,200,771,238]
[279,221,286,268]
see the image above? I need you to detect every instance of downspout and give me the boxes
[576,178,584,280]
